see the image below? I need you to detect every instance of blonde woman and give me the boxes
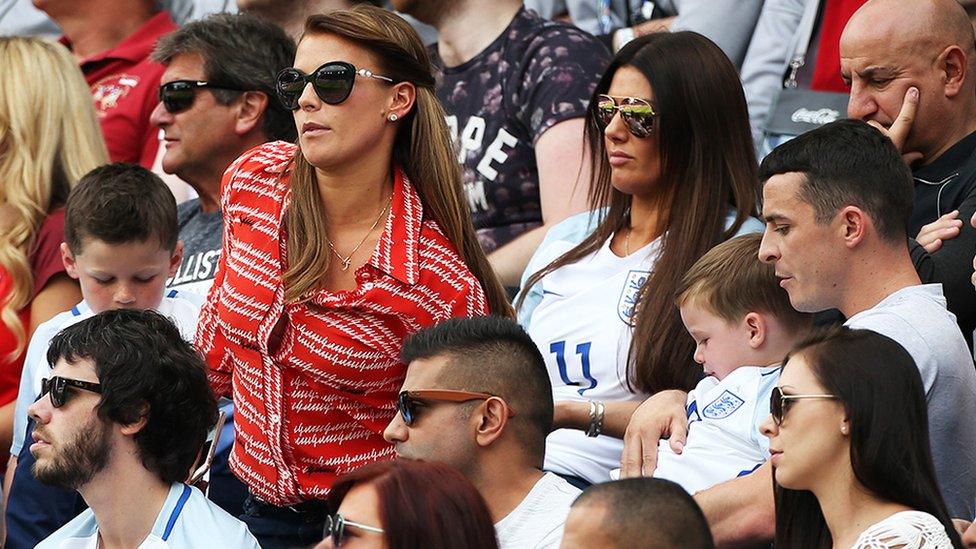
[195,6,509,546]
[0,37,108,456]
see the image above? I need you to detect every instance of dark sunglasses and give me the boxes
[396,390,514,426]
[769,386,837,426]
[158,80,246,114]
[275,61,394,110]
[40,376,102,408]
[323,513,384,547]
[596,94,657,138]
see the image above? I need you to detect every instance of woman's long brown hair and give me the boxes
[517,33,759,394]
[282,6,510,316]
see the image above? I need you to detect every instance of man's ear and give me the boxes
[119,403,151,436]
[168,241,184,278]
[234,91,269,137]
[939,45,967,98]
[473,397,509,448]
[61,243,80,280]
[838,206,868,248]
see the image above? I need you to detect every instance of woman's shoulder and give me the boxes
[853,510,953,548]
[221,141,296,206]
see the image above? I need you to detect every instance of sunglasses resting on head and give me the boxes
[276,61,394,110]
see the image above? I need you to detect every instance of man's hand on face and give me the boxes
[866,86,924,165]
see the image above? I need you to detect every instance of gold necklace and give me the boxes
[624,226,632,256]
[325,194,392,271]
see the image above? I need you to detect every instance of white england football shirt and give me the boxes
[526,235,659,483]
[654,365,780,493]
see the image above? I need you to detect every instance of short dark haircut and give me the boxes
[46,309,217,484]
[574,478,715,549]
[65,163,178,254]
[775,327,963,547]
[758,119,914,243]
[400,316,552,462]
[152,12,297,142]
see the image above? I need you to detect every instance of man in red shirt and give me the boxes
[35,0,177,167]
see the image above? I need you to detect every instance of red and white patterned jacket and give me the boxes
[197,141,489,505]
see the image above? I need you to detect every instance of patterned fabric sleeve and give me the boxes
[516,27,610,144]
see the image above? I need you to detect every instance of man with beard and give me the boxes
[32,309,258,549]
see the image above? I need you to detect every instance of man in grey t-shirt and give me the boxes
[150,13,296,296]
[620,120,976,547]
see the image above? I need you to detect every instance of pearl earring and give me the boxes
[388,113,399,122]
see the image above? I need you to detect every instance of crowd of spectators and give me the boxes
[3,0,976,548]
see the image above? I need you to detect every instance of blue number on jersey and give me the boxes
[550,340,598,396]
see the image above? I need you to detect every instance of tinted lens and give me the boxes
[160,83,196,113]
[41,377,66,408]
[770,387,783,425]
[311,63,355,105]
[397,392,414,425]
[617,99,655,138]
[596,96,615,127]
[276,68,307,110]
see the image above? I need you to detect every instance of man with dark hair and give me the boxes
[621,119,976,545]
[34,0,176,167]
[390,0,609,289]
[33,309,259,548]
[561,478,715,549]
[383,316,580,548]
[840,0,976,346]
[150,12,296,295]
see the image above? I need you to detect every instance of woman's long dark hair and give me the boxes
[774,327,964,549]
[516,32,758,394]
[327,459,499,549]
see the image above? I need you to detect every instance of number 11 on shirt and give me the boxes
[550,340,598,396]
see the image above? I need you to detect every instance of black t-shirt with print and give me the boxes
[432,8,610,253]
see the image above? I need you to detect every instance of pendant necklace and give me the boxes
[326,194,392,271]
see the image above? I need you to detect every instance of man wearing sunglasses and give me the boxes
[33,309,260,549]
[391,0,610,291]
[383,316,580,549]
[150,13,296,296]
[621,120,976,545]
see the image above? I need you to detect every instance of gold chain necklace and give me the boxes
[325,194,392,271]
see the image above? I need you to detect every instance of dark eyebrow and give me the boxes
[858,66,899,80]
[763,213,790,224]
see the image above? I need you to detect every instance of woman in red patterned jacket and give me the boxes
[196,6,509,546]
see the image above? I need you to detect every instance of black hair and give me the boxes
[152,12,298,142]
[774,327,963,548]
[758,119,914,243]
[46,309,217,484]
[64,163,178,254]
[400,315,552,463]
[574,478,715,548]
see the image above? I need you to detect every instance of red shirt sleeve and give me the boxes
[30,209,68,298]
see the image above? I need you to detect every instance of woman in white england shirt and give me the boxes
[516,32,762,486]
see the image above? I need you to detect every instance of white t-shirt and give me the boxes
[520,211,764,484]
[495,473,581,549]
[852,510,953,548]
[11,291,202,456]
[36,483,259,549]
[845,284,976,520]
[654,365,780,494]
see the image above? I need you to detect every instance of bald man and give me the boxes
[841,0,976,347]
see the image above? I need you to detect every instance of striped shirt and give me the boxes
[197,141,489,505]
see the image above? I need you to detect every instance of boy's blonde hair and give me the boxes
[676,234,810,334]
